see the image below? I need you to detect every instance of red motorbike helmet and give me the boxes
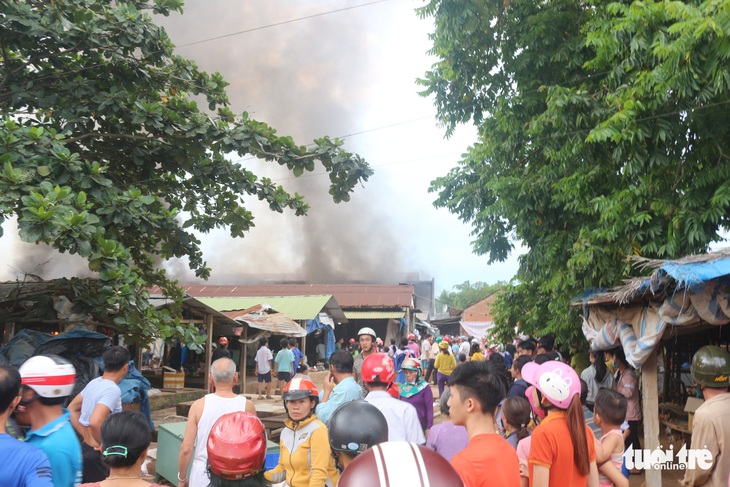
[361,353,395,385]
[207,412,267,481]
[338,441,464,487]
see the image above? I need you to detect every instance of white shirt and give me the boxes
[364,390,426,444]
[420,339,431,360]
[459,341,470,357]
[255,346,273,374]
[191,394,248,487]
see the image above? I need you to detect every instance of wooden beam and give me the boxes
[642,348,662,487]
[240,325,248,394]
[205,313,213,392]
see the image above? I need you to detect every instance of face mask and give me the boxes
[612,360,617,368]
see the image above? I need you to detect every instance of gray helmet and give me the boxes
[691,345,730,387]
[329,400,388,455]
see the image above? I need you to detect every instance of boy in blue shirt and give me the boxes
[19,355,83,487]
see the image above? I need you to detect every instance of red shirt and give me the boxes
[451,433,521,487]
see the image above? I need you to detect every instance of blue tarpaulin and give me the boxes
[306,316,335,360]
[659,258,730,291]
[119,362,154,428]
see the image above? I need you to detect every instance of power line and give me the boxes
[176,0,392,48]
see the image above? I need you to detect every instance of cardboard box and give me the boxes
[163,370,185,389]
[684,397,704,432]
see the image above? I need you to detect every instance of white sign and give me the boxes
[624,445,713,471]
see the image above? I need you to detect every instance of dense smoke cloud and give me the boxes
[156,1,409,284]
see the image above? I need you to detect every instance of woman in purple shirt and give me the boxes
[426,387,469,461]
[399,358,434,435]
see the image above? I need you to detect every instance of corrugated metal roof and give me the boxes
[197,295,333,321]
[149,284,415,308]
[344,310,405,319]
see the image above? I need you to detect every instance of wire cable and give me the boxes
[176,0,392,48]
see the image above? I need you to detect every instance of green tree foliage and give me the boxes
[436,280,505,310]
[0,0,372,345]
[418,0,730,343]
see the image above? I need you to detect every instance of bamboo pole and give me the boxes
[206,313,213,392]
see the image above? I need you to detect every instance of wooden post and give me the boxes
[641,348,662,487]
[301,320,307,363]
[240,325,248,394]
[205,313,213,392]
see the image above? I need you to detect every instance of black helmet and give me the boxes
[329,400,388,455]
[691,345,730,387]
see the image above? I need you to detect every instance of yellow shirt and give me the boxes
[434,351,457,376]
[265,414,339,487]
[471,352,484,361]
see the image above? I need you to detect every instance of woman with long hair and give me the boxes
[80,411,159,487]
[580,350,614,412]
[605,347,641,451]
[522,361,599,487]
[501,396,532,450]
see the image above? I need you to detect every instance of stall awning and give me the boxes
[579,248,730,367]
[231,309,308,338]
[197,295,346,323]
[344,310,405,320]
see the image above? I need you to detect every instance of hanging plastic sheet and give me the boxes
[306,315,336,360]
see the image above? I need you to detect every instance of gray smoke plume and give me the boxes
[156,0,410,284]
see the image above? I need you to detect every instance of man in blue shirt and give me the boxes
[316,351,363,425]
[289,338,305,374]
[69,345,129,483]
[0,364,54,487]
[19,355,83,487]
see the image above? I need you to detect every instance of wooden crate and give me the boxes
[163,371,184,389]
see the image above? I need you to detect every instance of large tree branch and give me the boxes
[53,132,168,145]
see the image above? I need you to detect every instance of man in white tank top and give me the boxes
[177,358,256,487]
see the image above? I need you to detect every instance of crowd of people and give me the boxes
[2,330,730,487]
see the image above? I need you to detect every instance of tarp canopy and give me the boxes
[230,305,307,337]
[580,249,730,367]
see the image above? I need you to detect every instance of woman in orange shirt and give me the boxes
[521,361,598,487]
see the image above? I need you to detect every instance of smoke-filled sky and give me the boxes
[0,0,522,295]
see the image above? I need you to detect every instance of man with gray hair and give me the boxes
[178,358,255,487]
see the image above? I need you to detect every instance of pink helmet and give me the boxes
[521,361,580,409]
[524,385,546,420]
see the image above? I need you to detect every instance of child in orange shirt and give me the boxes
[522,361,599,487]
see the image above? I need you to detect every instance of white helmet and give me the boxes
[20,355,76,398]
[357,327,376,339]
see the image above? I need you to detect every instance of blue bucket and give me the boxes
[264,452,279,470]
